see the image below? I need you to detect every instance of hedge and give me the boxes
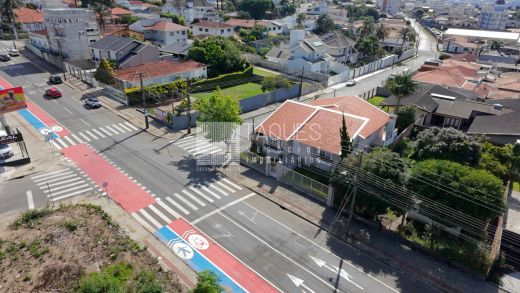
[192,66,253,88]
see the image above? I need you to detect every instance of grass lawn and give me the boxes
[367,96,386,106]
[514,180,520,192]
[253,67,279,78]
[193,82,264,100]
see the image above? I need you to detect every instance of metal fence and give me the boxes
[240,151,267,173]
[280,166,328,200]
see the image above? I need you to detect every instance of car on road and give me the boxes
[85,97,101,109]
[8,49,19,57]
[0,54,10,62]
[45,87,62,98]
[48,75,63,84]
[0,144,14,159]
[345,79,357,87]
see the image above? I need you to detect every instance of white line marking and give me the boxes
[182,190,206,206]
[55,137,68,148]
[46,184,90,196]
[174,135,196,143]
[78,132,91,142]
[222,178,243,190]
[173,193,198,211]
[52,187,93,201]
[43,180,86,193]
[117,123,132,132]
[201,186,221,199]
[71,133,84,144]
[124,122,139,130]
[26,190,34,210]
[41,177,83,188]
[149,204,172,224]
[33,170,74,182]
[31,168,70,179]
[51,140,62,150]
[80,118,91,126]
[132,212,156,233]
[63,107,73,114]
[139,209,162,229]
[184,142,212,151]
[191,193,255,225]
[189,187,214,203]
[216,181,235,193]
[111,124,125,133]
[85,130,98,140]
[174,139,199,147]
[208,148,223,154]
[105,125,119,135]
[37,173,78,185]
[64,136,76,146]
[92,128,105,138]
[99,126,112,136]
[156,199,181,219]
[208,183,228,196]
[193,146,220,156]
[165,196,190,215]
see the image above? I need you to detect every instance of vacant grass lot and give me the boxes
[253,67,279,77]
[367,96,385,106]
[193,82,264,100]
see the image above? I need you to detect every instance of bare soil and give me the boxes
[0,204,187,292]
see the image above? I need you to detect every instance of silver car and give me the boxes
[0,144,13,159]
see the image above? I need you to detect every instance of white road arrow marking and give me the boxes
[287,274,316,293]
[238,209,258,223]
[309,255,364,290]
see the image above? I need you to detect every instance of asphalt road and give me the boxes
[0,40,438,292]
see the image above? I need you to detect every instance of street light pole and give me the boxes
[345,151,363,236]
[186,78,192,135]
[139,72,149,129]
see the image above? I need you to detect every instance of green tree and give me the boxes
[120,14,139,24]
[194,87,242,123]
[359,16,375,37]
[94,59,115,85]
[356,34,385,58]
[188,37,249,77]
[339,114,351,159]
[94,3,109,31]
[490,40,503,50]
[395,105,416,131]
[414,9,425,20]
[412,127,482,166]
[192,270,223,293]
[238,0,271,19]
[375,23,388,40]
[384,72,418,112]
[296,13,306,29]
[1,0,21,42]
[408,159,504,222]
[261,75,291,92]
[278,0,296,17]
[513,143,520,175]
[363,147,407,185]
[478,142,513,181]
[399,26,415,45]
[160,12,186,25]
[315,13,335,34]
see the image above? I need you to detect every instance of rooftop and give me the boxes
[113,60,206,82]
[192,21,233,29]
[444,28,520,41]
[13,7,43,23]
[144,20,187,31]
[110,7,133,16]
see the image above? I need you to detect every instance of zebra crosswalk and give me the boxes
[31,167,95,202]
[172,135,225,157]
[132,178,244,230]
[51,122,139,150]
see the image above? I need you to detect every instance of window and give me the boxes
[205,28,208,32]
[170,32,174,36]
[220,29,224,34]
[227,28,231,32]
[199,28,202,31]
[182,31,186,35]
[267,138,279,149]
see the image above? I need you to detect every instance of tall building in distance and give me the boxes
[42,8,100,61]
[379,0,401,16]
[478,0,508,31]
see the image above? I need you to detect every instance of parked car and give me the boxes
[48,75,62,84]
[85,97,101,109]
[45,87,62,98]
[0,54,10,62]
[8,49,19,57]
[0,144,13,159]
[345,79,357,87]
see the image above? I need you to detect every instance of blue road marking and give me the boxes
[18,109,58,139]
[155,226,246,293]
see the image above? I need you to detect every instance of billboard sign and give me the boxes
[0,87,27,114]
[0,133,22,144]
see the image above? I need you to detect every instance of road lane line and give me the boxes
[111,124,125,133]
[182,190,206,206]
[149,205,172,224]
[139,209,162,229]
[26,190,34,210]
[78,132,91,142]
[31,168,70,179]
[189,187,214,203]
[216,181,235,193]
[156,198,181,219]
[191,193,255,225]
[118,123,132,132]
[201,186,221,199]
[173,193,198,211]
[105,125,119,135]
[165,196,190,215]
[71,133,84,144]
[85,130,98,140]
[63,107,73,114]
[92,128,105,138]
[124,122,138,130]
[64,136,76,146]
[222,178,243,190]
[208,183,228,196]
[80,118,91,126]
[99,126,112,136]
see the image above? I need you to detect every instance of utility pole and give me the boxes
[139,72,149,129]
[186,78,192,134]
[345,151,363,236]
[297,66,304,100]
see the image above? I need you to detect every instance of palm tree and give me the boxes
[385,73,419,113]
[296,13,305,29]
[360,19,374,37]
[1,0,21,48]
[94,3,109,31]
[375,23,388,41]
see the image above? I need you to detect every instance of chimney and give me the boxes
[289,29,305,48]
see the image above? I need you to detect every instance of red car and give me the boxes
[45,87,62,98]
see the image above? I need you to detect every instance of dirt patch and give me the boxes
[0,204,187,292]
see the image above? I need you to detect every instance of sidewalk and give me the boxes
[218,164,507,293]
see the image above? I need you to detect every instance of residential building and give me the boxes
[28,29,51,51]
[190,21,233,37]
[107,7,133,23]
[112,60,207,89]
[43,8,100,60]
[413,59,487,88]
[13,8,45,32]
[306,1,328,15]
[89,35,160,68]
[467,109,520,144]
[143,20,188,47]
[159,39,193,59]
[478,50,519,65]
[444,28,520,46]
[253,97,397,171]
[161,0,217,23]
[442,36,480,54]
[478,0,508,31]
[379,0,401,16]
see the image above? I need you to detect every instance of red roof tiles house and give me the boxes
[144,20,187,32]
[224,19,256,29]
[32,29,48,36]
[13,7,43,24]
[110,7,133,16]
[113,60,206,82]
[255,101,317,141]
[192,21,233,29]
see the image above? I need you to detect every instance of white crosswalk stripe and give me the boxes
[216,181,235,193]
[105,125,119,135]
[189,187,214,203]
[99,126,112,136]
[132,212,156,233]
[71,133,84,144]
[173,193,198,210]
[222,178,243,190]
[208,183,229,196]
[201,186,221,199]
[173,135,225,157]
[118,123,132,132]
[165,196,190,215]
[85,130,99,140]
[111,124,125,133]
[138,209,162,229]
[156,199,182,219]
[125,122,139,130]
[78,132,91,142]
[46,123,140,148]
[148,205,172,224]
[91,128,105,138]
[51,141,62,150]
[32,168,96,203]
[182,190,206,207]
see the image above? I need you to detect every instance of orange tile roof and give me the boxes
[413,62,480,88]
[193,21,233,29]
[256,97,391,155]
[32,29,48,36]
[110,7,133,16]
[13,7,43,24]
[144,20,187,31]
[114,60,206,82]
[225,19,256,28]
